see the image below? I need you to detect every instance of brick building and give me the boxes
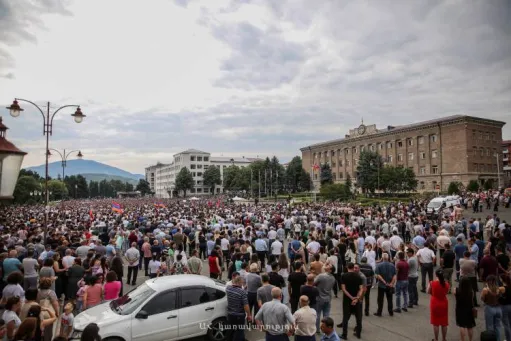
[300,115,506,192]
[503,140,511,186]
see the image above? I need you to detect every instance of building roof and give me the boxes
[211,156,253,163]
[176,148,210,155]
[301,115,507,151]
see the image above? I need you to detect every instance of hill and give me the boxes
[25,159,144,182]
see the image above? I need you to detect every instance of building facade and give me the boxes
[503,140,511,186]
[300,115,506,192]
[145,149,261,198]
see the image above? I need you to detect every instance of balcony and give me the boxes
[504,166,511,171]
[503,149,509,154]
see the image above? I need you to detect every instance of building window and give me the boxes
[474,164,478,172]
[197,181,202,185]
[345,149,349,154]
[197,172,203,176]
[191,156,196,161]
[331,150,335,156]
[204,165,209,169]
[420,181,425,190]
[479,131,483,140]
[190,164,196,169]
[370,145,375,151]
[398,154,403,161]
[473,147,478,157]
[197,156,202,161]
[197,164,203,169]
[480,148,484,156]
[485,133,490,141]
[388,155,393,162]
[493,148,497,157]
[432,181,438,190]
[407,139,413,146]
[397,141,403,148]
[486,148,491,156]
[430,135,438,143]
[431,150,438,158]
[339,172,343,179]
[339,160,343,167]
[332,162,336,167]
[314,174,318,180]
[432,166,439,174]
[190,188,195,193]
[408,153,414,160]
[353,148,357,154]
[420,152,426,159]
[420,167,426,174]
[492,133,496,141]
[418,136,424,144]
[378,143,383,150]
[192,172,196,176]
[472,130,476,140]
[346,160,350,166]
[360,146,365,152]
[387,142,393,149]
[196,188,202,193]
[204,157,209,161]
[333,173,336,180]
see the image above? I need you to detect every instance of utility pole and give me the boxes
[270,168,273,198]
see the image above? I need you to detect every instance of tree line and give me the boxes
[12,169,152,204]
[174,156,312,197]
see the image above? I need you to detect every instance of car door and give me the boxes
[131,289,179,341]
[178,286,216,338]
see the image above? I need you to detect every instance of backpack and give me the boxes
[174,261,184,275]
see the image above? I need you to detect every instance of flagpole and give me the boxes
[258,170,261,200]
[270,168,273,198]
[265,170,267,197]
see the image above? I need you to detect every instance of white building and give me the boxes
[145,149,262,198]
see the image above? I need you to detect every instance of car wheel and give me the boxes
[207,318,231,341]
[103,338,124,341]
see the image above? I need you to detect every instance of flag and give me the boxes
[313,164,320,170]
[112,201,124,213]
[216,199,221,208]
[89,208,94,220]
[153,203,166,208]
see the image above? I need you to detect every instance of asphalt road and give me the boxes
[121,206,511,341]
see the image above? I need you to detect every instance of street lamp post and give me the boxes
[496,152,502,189]
[48,148,83,179]
[6,99,86,243]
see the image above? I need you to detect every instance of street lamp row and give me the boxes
[6,99,87,242]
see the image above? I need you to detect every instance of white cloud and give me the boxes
[0,0,509,174]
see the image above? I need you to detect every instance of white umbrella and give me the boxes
[189,197,200,200]
[232,196,245,201]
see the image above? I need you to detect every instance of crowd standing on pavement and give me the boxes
[0,190,509,341]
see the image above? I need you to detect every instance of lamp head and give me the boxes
[7,100,23,118]
[71,107,86,123]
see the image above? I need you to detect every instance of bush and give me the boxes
[447,182,462,195]
[466,180,479,192]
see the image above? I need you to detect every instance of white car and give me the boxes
[71,275,230,341]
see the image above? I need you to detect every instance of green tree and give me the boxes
[13,176,41,204]
[175,167,194,197]
[18,169,42,180]
[447,181,462,195]
[89,181,100,197]
[203,166,222,193]
[467,180,480,192]
[223,165,239,191]
[345,173,353,196]
[298,168,312,192]
[483,179,494,191]
[47,180,68,200]
[401,167,418,192]
[320,163,333,186]
[135,179,152,196]
[285,156,303,192]
[380,166,417,193]
[320,183,351,201]
[356,151,383,193]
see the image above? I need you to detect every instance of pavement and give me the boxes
[121,206,511,341]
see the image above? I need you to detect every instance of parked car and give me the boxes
[70,275,230,341]
[426,195,460,217]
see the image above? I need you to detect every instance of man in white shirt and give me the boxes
[417,244,436,292]
[62,249,75,269]
[307,237,321,256]
[271,239,283,257]
[389,231,403,259]
[125,242,140,285]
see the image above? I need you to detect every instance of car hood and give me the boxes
[74,302,124,330]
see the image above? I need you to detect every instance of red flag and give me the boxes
[216,199,220,208]
[89,208,94,220]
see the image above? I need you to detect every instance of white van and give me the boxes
[426,196,460,217]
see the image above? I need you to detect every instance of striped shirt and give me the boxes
[226,285,248,316]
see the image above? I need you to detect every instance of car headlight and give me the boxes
[69,330,82,340]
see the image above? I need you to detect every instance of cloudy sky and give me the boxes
[1,0,510,174]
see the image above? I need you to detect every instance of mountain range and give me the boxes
[25,159,144,184]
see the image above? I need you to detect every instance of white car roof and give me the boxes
[145,274,219,291]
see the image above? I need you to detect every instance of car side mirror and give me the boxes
[135,310,149,319]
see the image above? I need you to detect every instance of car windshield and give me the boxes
[427,201,442,209]
[110,283,155,315]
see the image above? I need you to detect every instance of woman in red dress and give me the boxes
[429,269,450,341]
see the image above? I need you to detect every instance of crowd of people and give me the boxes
[0,190,509,341]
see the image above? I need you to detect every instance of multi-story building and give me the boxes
[300,115,506,192]
[503,140,511,186]
[145,149,261,198]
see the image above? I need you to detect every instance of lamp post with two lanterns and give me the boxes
[6,99,86,242]
[47,148,84,180]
